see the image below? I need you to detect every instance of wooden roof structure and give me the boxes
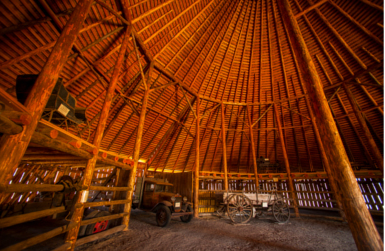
[0,0,383,250]
[0,0,382,174]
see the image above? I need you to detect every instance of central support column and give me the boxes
[221,103,229,191]
[278,0,383,250]
[193,97,200,217]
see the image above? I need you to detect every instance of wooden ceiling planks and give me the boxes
[0,0,383,174]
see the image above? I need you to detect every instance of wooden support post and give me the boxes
[0,0,93,187]
[342,84,383,172]
[112,168,130,224]
[194,97,200,217]
[65,26,132,249]
[246,105,259,191]
[306,97,347,220]
[278,0,383,249]
[221,104,228,190]
[124,88,150,228]
[274,104,300,217]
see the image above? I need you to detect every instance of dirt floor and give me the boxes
[75,210,384,251]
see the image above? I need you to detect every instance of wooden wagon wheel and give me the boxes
[272,200,290,223]
[227,194,253,224]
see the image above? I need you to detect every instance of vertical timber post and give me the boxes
[123,32,152,229]
[273,104,300,217]
[246,105,259,191]
[124,89,150,229]
[306,97,347,220]
[0,0,94,188]
[194,97,200,217]
[278,0,383,249]
[221,103,229,191]
[65,26,132,249]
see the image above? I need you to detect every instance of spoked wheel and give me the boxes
[273,200,290,223]
[227,194,253,224]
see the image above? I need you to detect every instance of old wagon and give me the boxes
[217,186,290,224]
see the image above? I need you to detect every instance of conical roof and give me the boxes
[0,0,382,173]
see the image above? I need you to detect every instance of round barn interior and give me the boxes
[0,0,383,250]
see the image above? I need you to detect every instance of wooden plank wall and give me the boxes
[0,162,147,210]
[154,172,193,202]
[197,177,384,214]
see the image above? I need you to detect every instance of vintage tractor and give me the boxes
[132,178,193,227]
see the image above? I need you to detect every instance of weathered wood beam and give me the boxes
[0,41,56,70]
[95,1,131,26]
[329,1,382,46]
[334,93,376,168]
[150,81,177,92]
[0,88,30,114]
[305,0,367,70]
[171,123,194,172]
[200,104,221,121]
[1,222,77,251]
[0,6,79,36]
[124,88,150,227]
[179,84,197,119]
[317,52,383,161]
[277,103,311,120]
[64,68,89,88]
[343,84,383,172]
[278,0,383,249]
[82,27,125,52]
[295,0,328,18]
[0,206,66,229]
[130,0,175,24]
[65,26,132,248]
[246,105,259,190]
[273,104,300,217]
[220,104,229,190]
[0,1,94,188]
[138,90,183,159]
[359,0,383,11]
[90,168,117,202]
[0,113,23,135]
[251,104,273,128]
[132,31,148,90]
[194,97,200,217]
[201,110,220,171]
